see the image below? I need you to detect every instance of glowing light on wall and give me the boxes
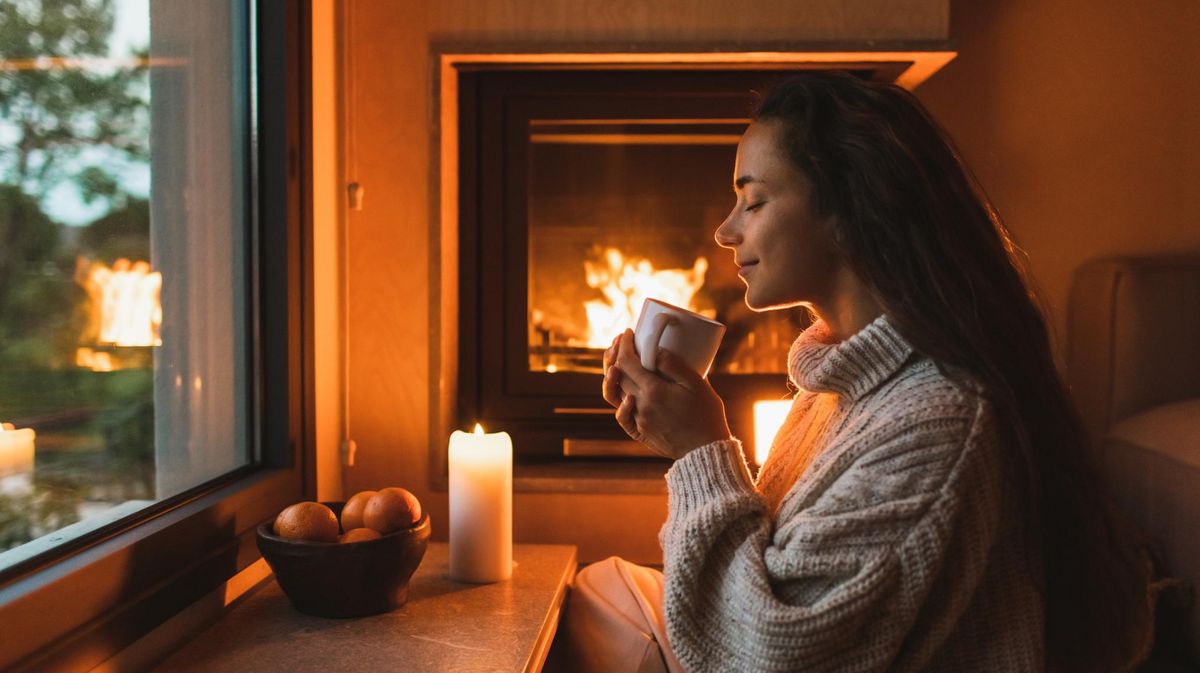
[753,400,792,465]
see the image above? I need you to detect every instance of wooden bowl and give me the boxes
[256,502,431,618]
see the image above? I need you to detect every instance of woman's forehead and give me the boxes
[734,120,792,188]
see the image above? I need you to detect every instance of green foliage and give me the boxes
[0,481,82,552]
[79,195,149,261]
[0,183,57,266]
[93,367,154,469]
[0,367,155,551]
[75,165,121,204]
[0,0,149,203]
[0,1,151,369]
[0,185,82,369]
[0,2,157,555]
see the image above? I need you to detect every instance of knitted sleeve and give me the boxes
[659,398,1003,672]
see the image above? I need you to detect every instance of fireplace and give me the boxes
[444,52,954,478]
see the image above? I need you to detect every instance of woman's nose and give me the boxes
[714,211,741,248]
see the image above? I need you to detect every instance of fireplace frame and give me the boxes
[432,47,956,491]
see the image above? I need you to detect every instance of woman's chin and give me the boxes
[744,291,802,312]
[743,292,775,312]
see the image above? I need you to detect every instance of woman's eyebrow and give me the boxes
[735,175,760,190]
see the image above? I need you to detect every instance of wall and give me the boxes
[916,0,1200,352]
[339,0,948,563]
[312,0,344,502]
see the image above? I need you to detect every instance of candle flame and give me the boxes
[473,423,485,435]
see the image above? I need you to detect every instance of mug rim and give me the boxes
[643,297,725,328]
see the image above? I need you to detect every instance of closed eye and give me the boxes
[745,201,765,212]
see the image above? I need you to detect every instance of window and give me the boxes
[0,0,252,571]
[0,2,310,670]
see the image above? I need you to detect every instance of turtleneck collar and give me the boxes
[787,314,915,401]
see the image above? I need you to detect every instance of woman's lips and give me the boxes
[737,261,758,277]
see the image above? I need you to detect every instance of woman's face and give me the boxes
[715,120,845,311]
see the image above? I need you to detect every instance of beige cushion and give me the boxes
[1109,400,1200,472]
[1104,399,1200,654]
[1068,255,1200,664]
[1067,256,1200,443]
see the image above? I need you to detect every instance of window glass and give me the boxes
[0,0,252,570]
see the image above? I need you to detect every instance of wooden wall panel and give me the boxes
[427,0,948,42]
[917,0,1200,356]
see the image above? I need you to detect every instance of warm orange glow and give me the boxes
[75,347,115,372]
[473,423,485,435]
[0,56,186,72]
[583,247,710,348]
[0,422,36,477]
[439,51,956,92]
[754,400,792,465]
[80,258,162,348]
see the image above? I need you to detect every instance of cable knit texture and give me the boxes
[660,315,1045,672]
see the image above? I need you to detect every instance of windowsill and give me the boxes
[0,499,154,571]
[145,543,577,673]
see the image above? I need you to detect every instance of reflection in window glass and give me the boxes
[0,1,252,569]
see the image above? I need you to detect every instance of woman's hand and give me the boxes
[601,329,732,460]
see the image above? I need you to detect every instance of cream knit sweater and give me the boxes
[660,315,1045,672]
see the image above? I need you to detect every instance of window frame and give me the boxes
[0,2,314,670]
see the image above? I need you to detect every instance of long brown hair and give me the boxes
[755,72,1148,671]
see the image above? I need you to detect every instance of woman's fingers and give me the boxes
[602,365,623,408]
[655,349,703,390]
[603,334,619,369]
[602,334,627,407]
[615,393,639,439]
[615,329,656,389]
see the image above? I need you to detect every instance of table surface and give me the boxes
[152,543,578,673]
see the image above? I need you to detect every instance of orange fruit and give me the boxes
[340,490,377,531]
[339,527,382,544]
[273,502,339,543]
[363,487,422,534]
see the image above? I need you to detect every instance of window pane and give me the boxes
[0,0,252,570]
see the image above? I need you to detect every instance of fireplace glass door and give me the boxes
[459,70,818,459]
[527,118,805,377]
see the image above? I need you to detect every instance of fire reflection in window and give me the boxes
[75,257,162,372]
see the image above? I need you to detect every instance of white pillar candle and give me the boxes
[448,423,512,583]
[0,422,36,477]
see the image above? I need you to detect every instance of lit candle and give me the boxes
[753,400,792,466]
[448,423,513,583]
[0,422,36,477]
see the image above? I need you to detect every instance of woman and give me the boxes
[564,73,1150,672]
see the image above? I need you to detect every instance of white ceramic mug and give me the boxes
[633,298,726,377]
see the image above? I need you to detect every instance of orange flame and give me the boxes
[582,247,709,348]
[78,258,162,348]
[75,347,115,372]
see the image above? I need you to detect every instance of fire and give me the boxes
[582,247,710,348]
[78,257,163,348]
[75,347,115,372]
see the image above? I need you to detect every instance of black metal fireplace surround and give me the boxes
[456,66,892,474]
